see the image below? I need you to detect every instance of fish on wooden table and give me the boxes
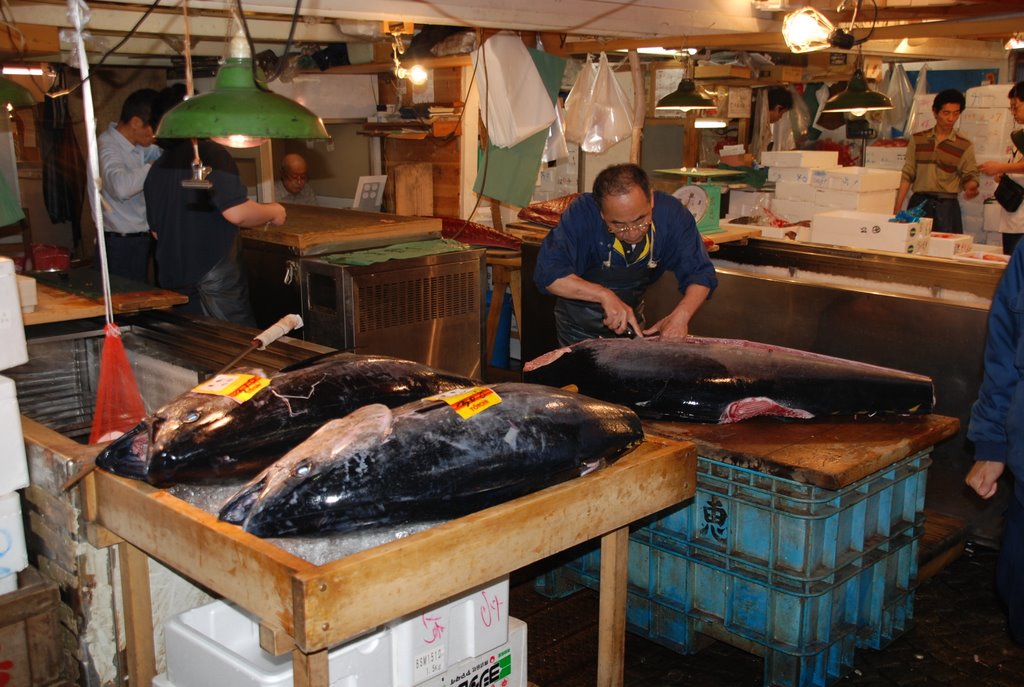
[218,383,644,537]
[94,352,476,487]
[523,336,935,423]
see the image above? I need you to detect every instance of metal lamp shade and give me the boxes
[0,77,35,108]
[656,78,715,112]
[156,57,329,141]
[821,70,893,113]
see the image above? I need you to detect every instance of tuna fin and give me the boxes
[719,397,814,423]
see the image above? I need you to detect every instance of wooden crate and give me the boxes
[0,566,64,686]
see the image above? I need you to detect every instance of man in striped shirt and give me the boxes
[894,89,980,233]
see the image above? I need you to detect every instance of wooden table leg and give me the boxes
[597,526,628,687]
[293,647,330,686]
[118,541,155,686]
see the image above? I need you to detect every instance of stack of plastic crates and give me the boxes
[537,450,931,687]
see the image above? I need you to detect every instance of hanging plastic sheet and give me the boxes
[564,55,596,145]
[905,64,931,135]
[472,32,555,148]
[542,101,570,164]
[881,64,914,138]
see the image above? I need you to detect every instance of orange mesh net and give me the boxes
[89,323,147,444]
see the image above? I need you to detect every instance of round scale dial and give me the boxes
[673,185,709,221]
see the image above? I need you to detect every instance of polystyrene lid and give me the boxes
[0,255,12,276]
[0,374,14,401]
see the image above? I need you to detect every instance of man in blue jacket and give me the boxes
[967,239,1024,644]
[534,163,717,345]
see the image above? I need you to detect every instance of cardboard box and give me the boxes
[759,65,804,83]
[694,64,752,80]
[760,150,840,168]
[0,375,28,495]
[810,167,902,193]
[925,232,973,258]
[811,210,929,254]
[865,145,907,171]
[814,188,896,213]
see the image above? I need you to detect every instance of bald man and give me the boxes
[275,153,318,205]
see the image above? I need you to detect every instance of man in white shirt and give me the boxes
[274,153,318,205]
[98,88,161,283]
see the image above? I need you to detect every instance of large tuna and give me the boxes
[95,353,475,486]
[219,383,643,537]
[523,336,934,423]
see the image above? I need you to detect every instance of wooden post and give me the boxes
[118,542,155,687]
[597,527,630,687]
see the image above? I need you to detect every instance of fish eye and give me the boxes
[184,410,201,423]
[293,461,310,477]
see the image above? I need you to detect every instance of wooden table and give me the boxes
[63,424,696,687]
[643,414,960,490]
[22,283,188,326]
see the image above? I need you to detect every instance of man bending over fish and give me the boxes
[534,163,717,345]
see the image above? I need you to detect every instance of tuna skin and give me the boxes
[94,352,476,487]
[523,336,935,423]
[219,383,644,538]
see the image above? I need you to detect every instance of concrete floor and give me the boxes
[511,543,1024,687]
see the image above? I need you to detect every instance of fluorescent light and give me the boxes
[695,118,727,129]
[2,66,45,76]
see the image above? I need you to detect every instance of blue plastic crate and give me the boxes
[647,452,930,580]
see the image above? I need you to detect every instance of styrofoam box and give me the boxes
[0,257,28,373]
[0,492,27,576]
[164,577,510,687]
[760,150,839,168]
[925,232,973,258]
[156,619,527,687]
[760,224,811,242]
[0,376,28,494]
[966,83,1017,109]
[766,165,816,184]
[865,145,907,171]
[0,572,15,594]
[811,210,929,254]
[954,251,1011,266]
[15,275,35,314]
[810,167,901,193]
[815,188,896,213]
[770,198,816,223]
[774,180,817,203]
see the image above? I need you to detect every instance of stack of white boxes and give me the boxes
[959,83,1019,247]
[0,256,30,593]
[810,211,931,254]
[156,577,527,687]
[762,150,841,225]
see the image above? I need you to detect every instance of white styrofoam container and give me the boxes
[865,145,907,170]
[770,198,816,223]
[925,232,973,258]
[774,180,817,203]
[165,600,392,687]
[0,492,27,577]
[164,577,510,687]
[966,83,1017,109]
[760,150,839,168]
[810,167,902,193]
[0,376,28,495]
[760,224,812,242]
[959,109,1016,158]
[424,618,526,687]
[156,619,528,687]
[0,257,28,373]
[954,251,1011,266]
[0,572,16,594]
[390,577,509,686]
[15,274,36,314]
[766,165,816,184]
[811,210,929,254]
[814,188,896,213]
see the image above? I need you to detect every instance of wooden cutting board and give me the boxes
[241,205,441,254]
[643,414,959,490]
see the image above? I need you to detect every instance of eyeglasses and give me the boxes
[283,172,309,181]
[607,218,651,236]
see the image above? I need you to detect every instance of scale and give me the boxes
[673,183,722,233]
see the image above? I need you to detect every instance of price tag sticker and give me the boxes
[192,374,271,404]
[427,386,502,419]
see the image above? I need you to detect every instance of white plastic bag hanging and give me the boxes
[542,101,570,163]
[579,52,634,154]
[564,55,596,145]
[881,64,914,138]
[905,63,932,135]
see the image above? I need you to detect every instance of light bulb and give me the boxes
[408,64,428,85]
[849,108,867,117]
[212,134,269,149]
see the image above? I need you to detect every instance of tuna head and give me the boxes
[219,404,395,537]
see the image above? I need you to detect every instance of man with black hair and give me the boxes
[894,88,980,232]
[98,87,161,282]
[767,86,794,127]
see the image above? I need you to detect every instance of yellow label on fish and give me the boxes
[192,373,271,403]
[428,386,502,419]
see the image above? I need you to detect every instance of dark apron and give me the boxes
[908,192,963,233]
[553,255,654,346]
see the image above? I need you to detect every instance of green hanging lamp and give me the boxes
[821,69,893,116]
[656,77,715,112]
[0,76,35,109]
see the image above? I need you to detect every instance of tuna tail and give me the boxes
[219,476,267,524]
[94,421,151,481]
